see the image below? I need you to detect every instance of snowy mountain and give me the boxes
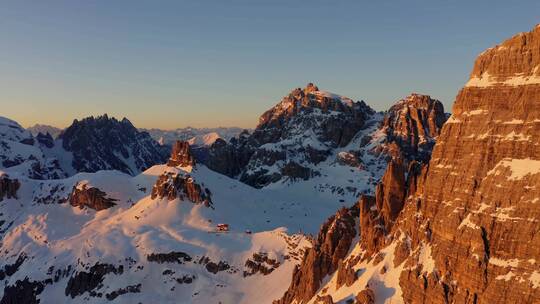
[0,115,168,180]
[206,84,446,194]
[143,127,245,147]
[0,117,66,179]
[0,144,343,304]
[27,124,62,139]
[58,115,168,176]
[0,83,450,304]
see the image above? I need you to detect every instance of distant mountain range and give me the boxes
[27,124,62,138]
[29,123,246,148]
[142,127,248,147]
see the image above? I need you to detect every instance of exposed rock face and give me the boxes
[274,204,359,304]
[68,182,117,211]
[0,175,20,201]
[244,252,281,277]
[35,132,54,148]
[0,278,45,304]
[374,160,406,227]
[207,84,375,188]
[151,172,212,206]
[357,160,425,258]
[255,83,371,148]
[205,261,230,274]
[377,93,447,163]
[393,24,540,304]
[105,284,141,301]
[314,295,334,304]
[59,115,167,175]
[206,135,252,178]
[65,263,123,298]
[355,288,375,304]
[167,140,195,167]
[147,251,192,264]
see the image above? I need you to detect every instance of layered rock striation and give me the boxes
[394,24,540,304]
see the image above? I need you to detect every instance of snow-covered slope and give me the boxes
[0,117,66,179]
[0,163,317,303]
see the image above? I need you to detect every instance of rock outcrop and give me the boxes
[274,204,359,304]
[65,263,124,298]
[0,278,45,304]
[355,288,375,304]
[68,183,117,211]
[151,172,212,206]
[167,140,195,167]
[243,252,281,277]
[0,175,20,201]
[147,251,192,264]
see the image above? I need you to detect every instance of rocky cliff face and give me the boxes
[377,94,446,163]
[394,24,540,304]
[276,24,540,304]
[59,115,167,175]
[274,204,359,304]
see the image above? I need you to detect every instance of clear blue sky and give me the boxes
[1,1,539,129]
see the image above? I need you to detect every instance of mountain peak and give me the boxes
[303,82,319,93]
[59,114,167,175]
[381,93,446,163]
[467,24,540,87]
[257,84,371,130]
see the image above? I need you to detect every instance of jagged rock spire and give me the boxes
[167,141,195,167]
